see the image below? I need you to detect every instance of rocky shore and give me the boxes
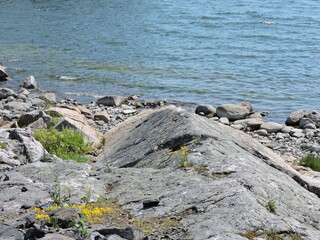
[1,69,320,240]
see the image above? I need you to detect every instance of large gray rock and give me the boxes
[48,207,82,228]
[0,65,10,81]
[4,101,31,111]
[95,107,320,239]
[285,110,305,126]
[22,76,37,89]
[305,110,320,127]
[233,118,264,129]
[260,122,284,133]
[40,92,56,103]
[216,104,249,120]
[55,117,102,147]
[97,96,126,107]
[0,129,48,167]
[0,88,17,100]
[195,105,216,117]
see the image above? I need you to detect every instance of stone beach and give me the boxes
[1,69,320,240]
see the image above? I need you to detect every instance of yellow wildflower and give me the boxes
[181,151,188,157]
[180,146,188,150]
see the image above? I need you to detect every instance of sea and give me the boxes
[0,0,319,122]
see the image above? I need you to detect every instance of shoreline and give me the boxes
[1,72,320,239]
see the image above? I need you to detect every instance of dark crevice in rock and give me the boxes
[157,134,195,151]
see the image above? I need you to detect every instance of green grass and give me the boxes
[300,154,320,172]
[34,127,92,162]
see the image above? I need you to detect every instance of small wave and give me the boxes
[64,92,103,98]
[59,76,79,80]
[262,21,276,25]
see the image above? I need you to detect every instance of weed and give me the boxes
[266,199,277,213]
[49,176,71,207]
[81,187,92,204]
[34,127,92,162]
[266,230,283,240]
[173,146,191,167]
[193,134,202,145]
[50,217,59,229]
[300,154,320,172]
[42,101,55,109]
[49,117,61,127]
[74,217,90,238]
[97,137,106,150]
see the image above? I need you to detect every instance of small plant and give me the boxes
[49,176,71,207]
[34,127,92,162]
[266,199,277,213]
[0,142,6,150]
[173,146,191,167]
[50,217,59,229]
[81,187,92,204]
[49,117,61,127]
[42,101,55,109]
[97,137,106,150]
[74,217,90,238]
[266,230,284,240]
[193,134,202,145]
[300,154,320,172]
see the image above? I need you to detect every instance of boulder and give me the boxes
[218,117,229,125]
[77,105,92,118]
[285,110,305,126]
[195,105,216,117]
[0,65,11,81]
[95,107,320,239]
[97,96,126,107]
[40,92,56,103]
[234,118,264,129]
[255,129,269,136]
[0,88,17,100]
[216,104,249,120]
[299,117,314,129]
[22,76,37,89]
[30,98,45,107]
[260,122,283,133]
[55,117,102,147]
[4,101,31,111]
[305,110,320,127]
[0,128,48,166]
[27,117,47,130]
[48,208,82,228]
[45,107,86,122]
[247,112,262,119]
[94,111,110,123]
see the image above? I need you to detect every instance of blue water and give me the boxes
[0,0,319,122]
